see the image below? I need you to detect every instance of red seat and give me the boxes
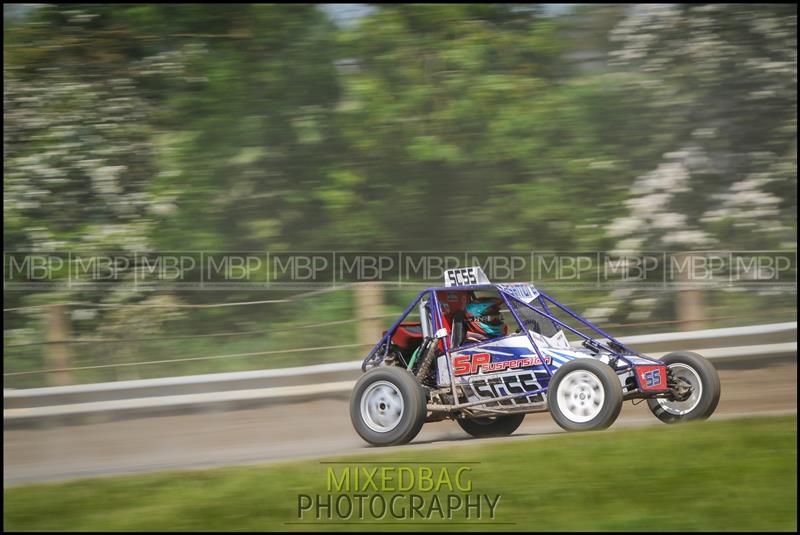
[388,291,473,352]
[389,323,423,350]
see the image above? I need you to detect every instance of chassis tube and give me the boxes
[426,383,549,412]
[429,290,461,406]
[500,291,554,377]
[504,292,637,368]
[361,289,428,369]
[537,295,560,335]
[538,290,640,357]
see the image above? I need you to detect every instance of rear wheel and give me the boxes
[547,359,623,431]
[456,414,525,438]
[647,352,720,423]
[350,366,428,446]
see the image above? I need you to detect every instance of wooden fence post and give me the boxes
[45,304,74,386]
[354,283,384,349]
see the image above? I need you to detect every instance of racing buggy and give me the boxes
[350,267,721,446]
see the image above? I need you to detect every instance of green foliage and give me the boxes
[3,4,796,355]
[5,4,795,253]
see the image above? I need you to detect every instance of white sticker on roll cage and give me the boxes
[497,283,539,303]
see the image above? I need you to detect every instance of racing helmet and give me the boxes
[464,297,507,339]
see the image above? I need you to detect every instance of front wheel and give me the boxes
[547,359,623,432]
[647,351,720,424]
[350,366,428,446]
[457,414,525,438]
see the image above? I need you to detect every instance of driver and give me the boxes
[464,297,507,343]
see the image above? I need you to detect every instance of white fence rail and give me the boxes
[4,321,796,426]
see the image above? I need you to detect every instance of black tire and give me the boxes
[457,414,525,438]
[547,359,623,432]
[350,366,428,446]
[647,351,721,424]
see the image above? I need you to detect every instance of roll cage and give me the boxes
[362,282,663,380]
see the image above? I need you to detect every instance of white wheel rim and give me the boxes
[360,381,404,433]
[555,370,605,423]
[657,363,703,416]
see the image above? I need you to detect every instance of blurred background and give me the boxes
[3,3,797,388]
[2,9,798,530]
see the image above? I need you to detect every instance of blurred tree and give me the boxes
[2,3,671,257]
[4,4,346,340]
[325,4,658,250]
[607,4,797,251]
[132,4,343,252]
[602,4,797,325]
[4,6,164,327]
[3,4,796,348]
[5,4,343,252]
[3,5,189,337]
[4,5,159,248]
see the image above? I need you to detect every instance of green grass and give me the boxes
[4,415,797,531]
